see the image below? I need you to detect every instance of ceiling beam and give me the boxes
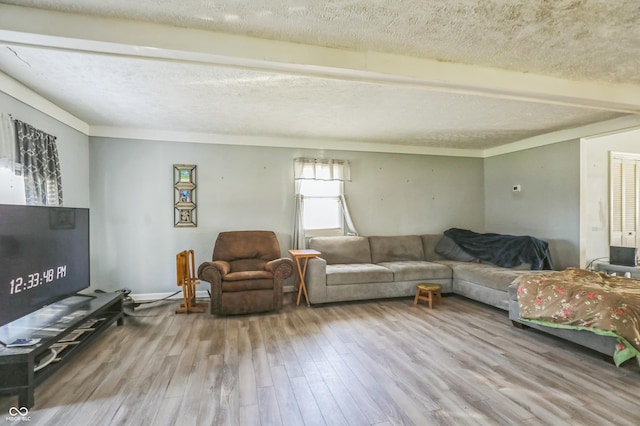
[0,71,89,134]
[2,4,640,115]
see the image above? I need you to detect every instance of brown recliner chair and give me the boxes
[197,230,294,315]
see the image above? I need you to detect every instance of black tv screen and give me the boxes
[0,204,90,327]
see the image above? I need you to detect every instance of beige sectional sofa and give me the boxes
[305,234,540,309]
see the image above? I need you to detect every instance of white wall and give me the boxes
[582,127,640,265]
[0,91,90,208]
[89,137,485,293]
[484,140,581,270]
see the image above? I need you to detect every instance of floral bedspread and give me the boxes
[515,268,640,366]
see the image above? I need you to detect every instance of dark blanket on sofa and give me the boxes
[444,228,553,270]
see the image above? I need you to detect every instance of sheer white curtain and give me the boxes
[0,113,27,204]
[292,178,306,249]
[339,194,358,235]
[0,113,15,172]
[292,158,358,249]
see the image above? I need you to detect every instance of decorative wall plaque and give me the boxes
[174,164,196,227]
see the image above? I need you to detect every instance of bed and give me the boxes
[509,268,640,366]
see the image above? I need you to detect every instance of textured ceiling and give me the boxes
[0,45,623,149]
[0,0,639,153]
[4,0,640,84]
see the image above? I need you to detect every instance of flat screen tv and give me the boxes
[0,204,90,329]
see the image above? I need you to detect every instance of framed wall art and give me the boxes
[173,164,197,227]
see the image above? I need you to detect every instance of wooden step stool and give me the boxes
[413,283,443,309]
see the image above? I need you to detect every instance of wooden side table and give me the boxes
[288,249,321,306]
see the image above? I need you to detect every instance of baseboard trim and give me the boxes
[131,286,296,303]
[128,291,205,303]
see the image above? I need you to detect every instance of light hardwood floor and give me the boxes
[1,294,639,426]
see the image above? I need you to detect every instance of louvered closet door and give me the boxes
[610,155,639,248]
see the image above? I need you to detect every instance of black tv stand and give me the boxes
[0,293,124,408]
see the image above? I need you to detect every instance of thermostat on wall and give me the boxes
[512,184,521,192]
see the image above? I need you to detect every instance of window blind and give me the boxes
[610,153,640,248]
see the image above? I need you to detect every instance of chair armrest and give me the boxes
[197,260,230,284]
[265,257,295,281]
[306,257,328,304]
[198,260,230,315]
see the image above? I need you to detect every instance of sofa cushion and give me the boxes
[377,261,452,281]
[326,263,393,285]
[438,260,531,291]
[369,235,425,264]
[309,236,372,265]
[222,278,274,292]
[224,270,273,281]
[435,235,476,262]
[421,234,447,261]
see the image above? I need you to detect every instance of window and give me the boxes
[292,157,358,248]
[610,152,640,248]
[0,165,26,204]
[299,179,343,236]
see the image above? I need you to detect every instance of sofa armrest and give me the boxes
[306,257,328,304]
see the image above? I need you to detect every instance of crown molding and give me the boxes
[483,115,640,158]
[89,126,486,158]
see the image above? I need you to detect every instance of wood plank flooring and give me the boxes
[1,294,639,426]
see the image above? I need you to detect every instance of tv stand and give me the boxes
[0,293,123,408]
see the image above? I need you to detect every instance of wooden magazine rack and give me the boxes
[175,250,206,314]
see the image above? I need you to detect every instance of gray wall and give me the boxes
[349,154,485,235]
[89,137,485,294]
[484,139,581,270]
[0,92,90,208]
[3,86,589,294]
